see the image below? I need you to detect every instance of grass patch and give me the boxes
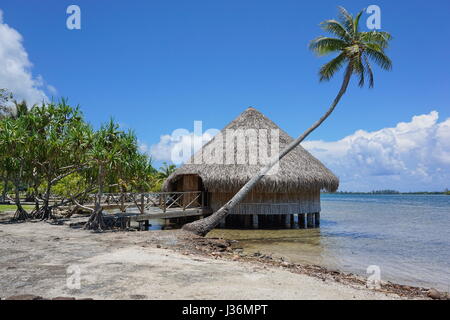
[0,204,34,213]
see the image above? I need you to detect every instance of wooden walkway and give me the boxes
[104,207,210,222]
[82,191,211,223]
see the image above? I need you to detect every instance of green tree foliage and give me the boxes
[309,6,392,87]
[0,99,163,225]
[83,120,155,230]
[152,162,177,191]
[28,100,93,219]
[0,115,32,219]
[52,173,90,200]
[0,88,13,119]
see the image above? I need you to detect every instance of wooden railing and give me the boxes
[86,191,204,214]
[4,191,205,215]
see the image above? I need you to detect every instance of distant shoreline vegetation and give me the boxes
[323,190,450,195]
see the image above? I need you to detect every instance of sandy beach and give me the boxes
[0,212,432,300]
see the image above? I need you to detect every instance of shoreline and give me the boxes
[0,213,445,300]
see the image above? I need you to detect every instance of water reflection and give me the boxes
[209,228,331,267]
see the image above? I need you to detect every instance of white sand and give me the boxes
[0,220,402,300]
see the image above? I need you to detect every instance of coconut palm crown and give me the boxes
[309,6,392,88]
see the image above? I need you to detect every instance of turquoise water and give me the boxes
[210,194,450,291]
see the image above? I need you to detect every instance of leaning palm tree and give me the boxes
[182,6,393,236]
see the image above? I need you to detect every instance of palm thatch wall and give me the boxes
[163,107,338,216]
[209,190,320,215]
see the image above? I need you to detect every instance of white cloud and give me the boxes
[303,111,450,191]
[46,84,58,96]
[0,9,52,105]
[143,130,217,165]
[148,111,450,191]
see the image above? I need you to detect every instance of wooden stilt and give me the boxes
[314,212,320,228]
[307,213,314,228]
[293,214,299,229]
[120,193,125,212]
[140,193,145,214]
[299,214,306,228]
[252,215,259,229]
[284,214,291,228]
[144,220,150,230]
[219,218,226,228]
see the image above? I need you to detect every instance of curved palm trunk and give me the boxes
[182,65,353,236]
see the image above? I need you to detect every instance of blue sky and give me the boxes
[1,0,449,191]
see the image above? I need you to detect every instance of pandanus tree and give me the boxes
[0,99,30,202]
[84,120,140,230]
[29,101,91,219]
[0,117,31,220]
[182,6,393,236]
[125,153,156,193]
[0,90,12,200]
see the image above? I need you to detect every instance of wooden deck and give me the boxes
[82,191,212,224]
[103,207,211,222]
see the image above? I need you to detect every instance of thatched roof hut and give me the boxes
[163,107,338,228]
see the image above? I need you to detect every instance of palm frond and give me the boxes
[320,20,351,40]
[353,10,364,35]
[311,6,392,86]
[363,54,375,88]
[352,55,366,87]
[319,52,347,81]
[309,37,347,56]
[337,6,354,35]
[365,44,393,70]
[360,31,392,49]
[343,44,360,56]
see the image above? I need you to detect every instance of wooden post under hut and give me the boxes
[252,215,259,229]
[314,212,320,227]
[307,213,314,228]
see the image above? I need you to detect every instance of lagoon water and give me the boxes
[208,194,450,291]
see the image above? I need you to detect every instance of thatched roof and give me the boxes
[163,107,339,193]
